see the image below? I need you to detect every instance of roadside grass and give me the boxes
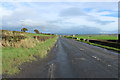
[27,33,52,37]
[65,34,119,52]
[2,36,58,75]
[76,35,118,40]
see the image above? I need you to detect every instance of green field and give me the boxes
[65,34,119,52]
[27,33,53,37]
[2,31,58,75]
[80,40,120,51]
[76,34,118,40]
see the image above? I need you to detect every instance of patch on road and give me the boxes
[92,56,101,61]
[80,48,85,51]
[74,58,86,61]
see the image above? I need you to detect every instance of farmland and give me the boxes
[65,34,120,52]
[1,30,58,75]
[75,34,118,40]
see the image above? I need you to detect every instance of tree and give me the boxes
[21,28,28,32]
[34,29,40,34]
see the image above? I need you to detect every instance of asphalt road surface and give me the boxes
[10,37,118,78]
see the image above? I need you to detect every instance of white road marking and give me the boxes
[48,63,55,79]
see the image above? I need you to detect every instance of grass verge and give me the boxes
[2,36,58,75]
[65,35,119,52]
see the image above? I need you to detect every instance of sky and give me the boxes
[1,2,118,34]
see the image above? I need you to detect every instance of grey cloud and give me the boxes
[47,19,74,25]
[59,7,87,17]
[53,25,102,34]
[48,19,63,23]
[59,7,115,25]
[88,16,115,25]
[96,20,115,25]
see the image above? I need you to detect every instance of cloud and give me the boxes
[19,19,47,27]
[87,16,115,25]
[59,7,115,25]
[1,2,118,34]
[59,7,87,17]
[54,25,102,34]
[0,7,13,16]
[0,0,119,2]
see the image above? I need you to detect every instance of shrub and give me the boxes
[34,29,40,34]
[21,28,28,32]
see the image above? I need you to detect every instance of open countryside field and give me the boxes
[1,30,58,75]
[75,34,118,40]
[65,34,120,52]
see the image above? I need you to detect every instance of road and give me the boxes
[10,37,118,78]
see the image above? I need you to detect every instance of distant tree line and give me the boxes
[21,28,40,34]
[20,28,55,35]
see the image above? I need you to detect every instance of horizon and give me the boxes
[1,29,119,35]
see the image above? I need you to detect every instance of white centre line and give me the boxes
[48,63,55,79]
